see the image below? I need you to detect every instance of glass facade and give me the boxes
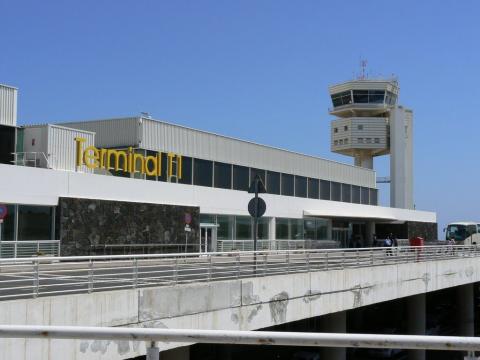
[250,168,266,186]
[341,183,351,203]
[103,148,379,206]
[320,180,331,200]
[178,156,193,185]
[0,204,15,241]
[281,173,294,196]
[267,171,280,195]
[308,178,319,199]
[216,215,234,240]
[331,182,341,201]
[214,162,232,189]
[352,185,361,204]
[235,216,252,240]
[17,205,54,241]
[233,165,249,191]
[193,158,213,187]
[295,176,307,198]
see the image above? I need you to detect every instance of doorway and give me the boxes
[199,223,218,253]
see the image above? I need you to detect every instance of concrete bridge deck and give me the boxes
[0,246,479,360]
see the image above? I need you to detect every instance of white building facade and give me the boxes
[0,83,437,257]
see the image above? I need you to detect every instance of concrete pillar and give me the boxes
[407,293,426,360]
[319,311,346,360]
[366,221,376,247]
[354,152,373,169]
[270,217,276,250]
[457,284,474,337]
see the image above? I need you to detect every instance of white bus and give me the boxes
[445,222,480,245]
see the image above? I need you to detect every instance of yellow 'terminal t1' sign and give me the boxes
[74,137,182,179]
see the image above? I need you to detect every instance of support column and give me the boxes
[457,284,474,337]
[319,311,346,360]
[407,293,426,360]
[270,217,276,250]
[366,221,376,247]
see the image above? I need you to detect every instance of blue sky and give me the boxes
[1,0,478,236]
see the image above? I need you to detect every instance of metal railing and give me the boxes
[0,240,60,258]
[0,245,477,301]
[90,243,199,256]
[12,152,51,168]
[0,325,479,360]
[216,239,339,252]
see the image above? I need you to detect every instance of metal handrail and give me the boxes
[12,152,52,168]
[0,245,477,300]
[0,325,479,357]
[0,240,60,259]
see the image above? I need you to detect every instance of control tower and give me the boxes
[328,79,413,209]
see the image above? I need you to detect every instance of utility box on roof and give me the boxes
[0,84,17,127]
[21,124,95,172]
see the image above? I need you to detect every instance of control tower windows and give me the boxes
[331,91,352,107]
[385,91,397,105]
[358,124,364,130]
[344,125,348,131]
[352,90,385,104]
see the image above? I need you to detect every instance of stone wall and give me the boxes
[57,197,199,256]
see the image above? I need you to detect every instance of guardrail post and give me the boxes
[208,255,212,281]
[263,254,268,276]
[173,257,178,284]
[133,258,138,289]
[33,260,39,298]
[88,260,94,293]
[236,254,240,279]
[287,252,290,274]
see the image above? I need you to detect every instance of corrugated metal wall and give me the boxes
[60,117,140,148]
[55,117,376,187]
[47,125,95,172]
[140,119,376,187]
[0,85,17,127]
[23,125,95,172]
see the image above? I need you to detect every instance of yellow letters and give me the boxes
[74,140,182,178]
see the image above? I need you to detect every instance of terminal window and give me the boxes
[295,176,307,198]
[331,182,341,201]
[308,178,319,199]
[267,171,280,195]
[214,162,232,189]
[233,165,249,191]
[281,173,294,196]
[193,158,213,187]
[320,180,331,200]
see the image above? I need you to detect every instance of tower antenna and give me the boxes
[359,59,368,80]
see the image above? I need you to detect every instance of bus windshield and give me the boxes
[446,224,476,241]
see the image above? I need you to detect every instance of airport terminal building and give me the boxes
[0,82,437,256]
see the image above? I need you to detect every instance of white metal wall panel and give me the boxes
[60,117,140,148]
[140,118,375,187]
[0,84,17,126]
[47,125,95,172]
[23,125,94,172]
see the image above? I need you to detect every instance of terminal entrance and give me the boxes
[199,223,218,253]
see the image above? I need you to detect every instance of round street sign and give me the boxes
[248,197,266,218]
[184,213,192,224]
[0,205,7,220]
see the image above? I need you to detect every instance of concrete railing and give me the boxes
[0,245,477,301]
[0,325,479,360]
